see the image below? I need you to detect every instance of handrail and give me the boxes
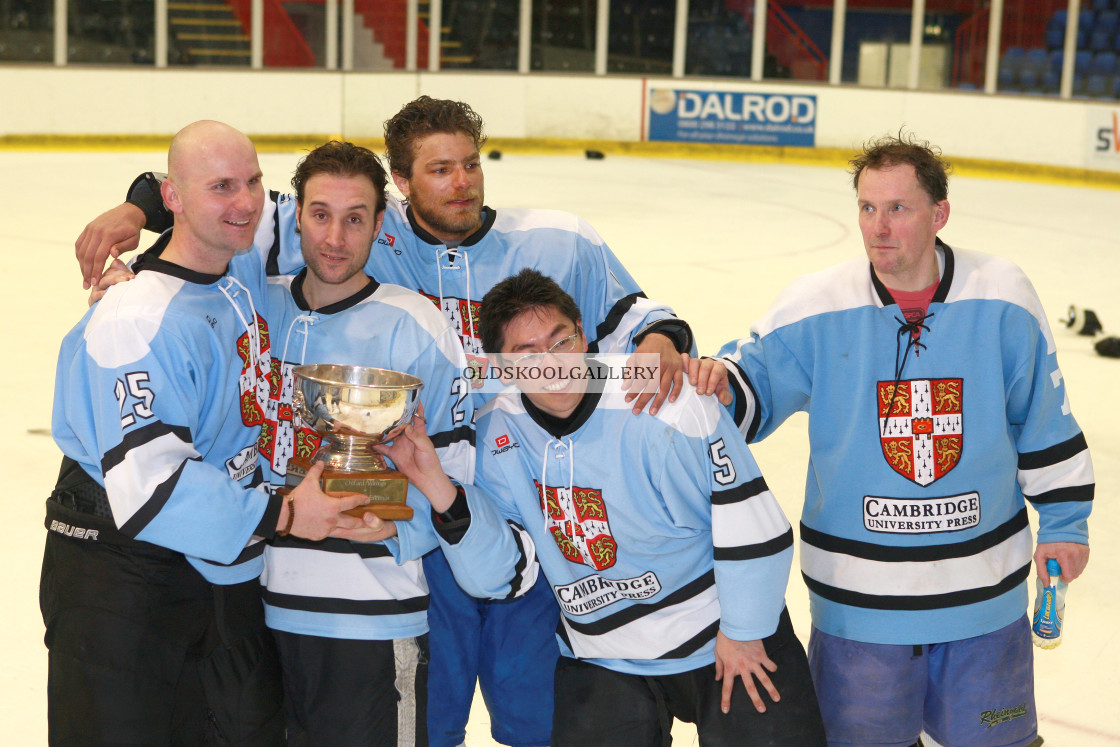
[766,1,827,80]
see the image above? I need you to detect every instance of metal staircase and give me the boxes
[167,0,250,65]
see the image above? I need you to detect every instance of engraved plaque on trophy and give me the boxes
[284,364,422,520]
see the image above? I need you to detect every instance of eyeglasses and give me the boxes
[508,332,582,369]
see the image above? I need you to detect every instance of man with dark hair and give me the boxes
[380,267,826,746]
[44,122,371,745]
[708,133,1093,747]
[75,95,699,747]
[254,139,508,746]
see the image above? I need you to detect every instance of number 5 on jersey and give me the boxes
[709,438,736,486]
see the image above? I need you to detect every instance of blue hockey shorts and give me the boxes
[808,616,1037,747]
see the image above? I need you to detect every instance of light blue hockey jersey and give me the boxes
[52,233,276,584]
[717,242,1094,645]
[258,272,480,640]
[454,376,795,676]
[262,193,685,390]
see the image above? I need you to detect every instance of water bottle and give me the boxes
[1031,558,1066,649]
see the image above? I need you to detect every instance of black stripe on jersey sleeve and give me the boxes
[263,589,428,617]
[715,526,794,562]
[101,421,193,473]
[1018,432,1088,471]
[711,476,768,506]
[264,190,282,277]
[721,358,762,441]
[429,425,477,449]
[586,291,646,354]
[562,570,714,637]
[658,619,720,660]
[802,561,1031,611]
[1025,483,1094,505]
[271,535,395,558]
[118,457,193,538]
[504,519,533,599]
[799,508,1029,563]
[193,539,265,568]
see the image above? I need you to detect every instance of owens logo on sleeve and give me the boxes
[535,481,617,570]
[878,378,963,486]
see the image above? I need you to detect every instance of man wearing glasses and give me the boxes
[381,268,826,745]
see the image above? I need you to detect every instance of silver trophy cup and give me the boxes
[285,364,423,520]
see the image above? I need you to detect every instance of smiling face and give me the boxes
[857,163,949,292]
[500,305,589,419]
[296,172,384,308]
[392,131,484,243]
[162,121,264,272]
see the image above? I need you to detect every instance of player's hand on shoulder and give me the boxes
[76,202,146,290]
[714,631,780,715]
[88,258,136,306]
[687,355,732,406]
[625,332,683,416]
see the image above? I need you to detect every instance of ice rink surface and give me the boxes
[2,148,1117,745]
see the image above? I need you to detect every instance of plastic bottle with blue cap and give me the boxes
[1031,558,1066,649]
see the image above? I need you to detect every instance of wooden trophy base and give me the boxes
[286,455,414,520]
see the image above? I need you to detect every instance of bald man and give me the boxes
[43,121,369,745]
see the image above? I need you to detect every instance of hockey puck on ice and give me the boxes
[488,150,502,160]
[585,150,605,160]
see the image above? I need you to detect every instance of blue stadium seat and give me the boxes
[1020,69,1042,92]
[1051,9,1068,31]
[1090,30,1113,51]
[1087,73,1111,96]
[1050,50,1064,73]
[998,67,1018,91]
[1097,10,1120,33]
[1046,28,1064,49]
[1092,50,1118,75]
[1024,47,1049,73]
[1042,70,1061,93]
[1093,0,1113,12]
[1080,10,1095,31]
[1076,49,1094,75]
[1112,75,1120,97]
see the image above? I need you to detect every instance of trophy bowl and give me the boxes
[285,364,424,520]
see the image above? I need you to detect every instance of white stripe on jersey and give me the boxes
[103,431,200,523]
[265,547,427,601]
[711,488,790,550]
[800,524,1033,598]
[562,584,720,661]
[1018,449,1094,498]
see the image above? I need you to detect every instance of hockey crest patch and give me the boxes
[535,480,618,570]
[236,313,271,427]
[259,357,322,475]
[878,378,963,486]
[420,290,488,387]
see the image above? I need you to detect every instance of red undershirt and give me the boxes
[888,278,939,345]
